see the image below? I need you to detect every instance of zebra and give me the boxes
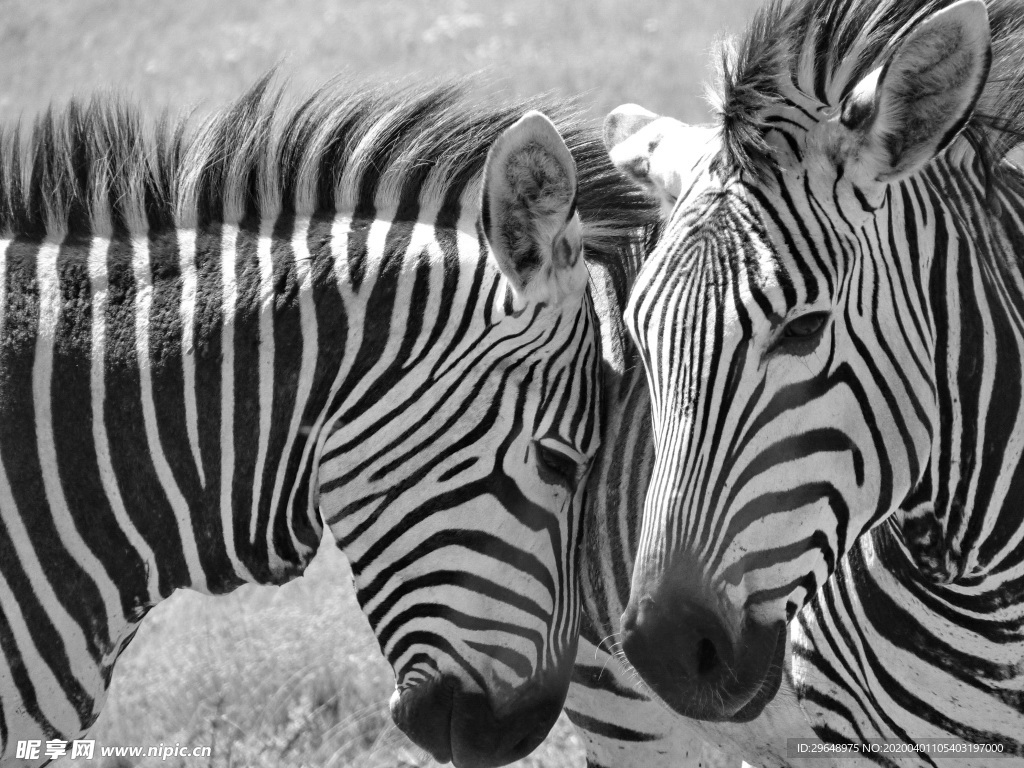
[0,77,651,767]
[585,0,1024,763]
[566,230,756,768]
[564,147,808,768]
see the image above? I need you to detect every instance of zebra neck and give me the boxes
[891,157,1024,582]
[0,214,351,617]
[308,201,520,560]
[580,258,655,641]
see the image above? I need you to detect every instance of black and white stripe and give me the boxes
[566,0,1024,765]
[0,79,652,767]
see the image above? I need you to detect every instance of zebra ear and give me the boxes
[603,104,697,216]
[839,0,991,184]
[481,111,585,305]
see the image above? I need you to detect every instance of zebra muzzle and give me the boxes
[389,672,566,768]
[619,592,786,722]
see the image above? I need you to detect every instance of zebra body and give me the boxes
[589,0,1024,763]
[0,79,650,768]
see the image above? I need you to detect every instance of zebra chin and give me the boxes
[619,595,787,723]
[388,670,569,768]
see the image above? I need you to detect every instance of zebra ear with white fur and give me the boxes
[603,104,704,217]
[838,0,991,184]
[481,111,585,306]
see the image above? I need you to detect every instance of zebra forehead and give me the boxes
[659,185,777,274]
[0,74,656,262]
[711,0,1024,180]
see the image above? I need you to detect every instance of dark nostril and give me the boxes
[695,636,719,676]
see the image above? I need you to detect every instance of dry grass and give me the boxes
[59,540,586,768]
[19,0,767,765]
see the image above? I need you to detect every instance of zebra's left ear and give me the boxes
[839,0,991,184]
[481,111,586,306]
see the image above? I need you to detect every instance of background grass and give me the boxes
[0,0,765,765]
[0,0,761,122]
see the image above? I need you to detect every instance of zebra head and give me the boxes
[602,0,993,722]
[317,111,602,767]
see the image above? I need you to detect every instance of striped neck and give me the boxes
[885,151,1024,584]
[578,250,653,641]
[0,214,354,606]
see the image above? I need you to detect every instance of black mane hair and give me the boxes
[0,74,657,274]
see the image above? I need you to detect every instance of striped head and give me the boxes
[318,111,604,767]
[603,0,997,721]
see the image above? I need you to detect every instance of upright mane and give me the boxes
[711,0,1024,177]
[0,75,657,268]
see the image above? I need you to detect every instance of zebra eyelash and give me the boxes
[767,310,831,356]
[534,441,585,490]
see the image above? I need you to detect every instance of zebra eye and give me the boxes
[772,311,829,353]
[782,311,828,339]
[535,442,582,490]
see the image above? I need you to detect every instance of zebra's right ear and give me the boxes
[481,110,585,307]
[837,0,991,184]
[603,105,695,217]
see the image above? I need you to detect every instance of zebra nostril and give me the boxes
[695,636,720,676]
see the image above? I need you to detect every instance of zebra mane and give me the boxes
[0,74,657,268]
[711,0,1024,178]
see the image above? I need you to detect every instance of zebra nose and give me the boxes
[619,588,786,722]
[620,593,734,694]
[390,672,567,768]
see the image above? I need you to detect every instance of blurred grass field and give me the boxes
[0,0,766,765]
[0,0,761,122]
